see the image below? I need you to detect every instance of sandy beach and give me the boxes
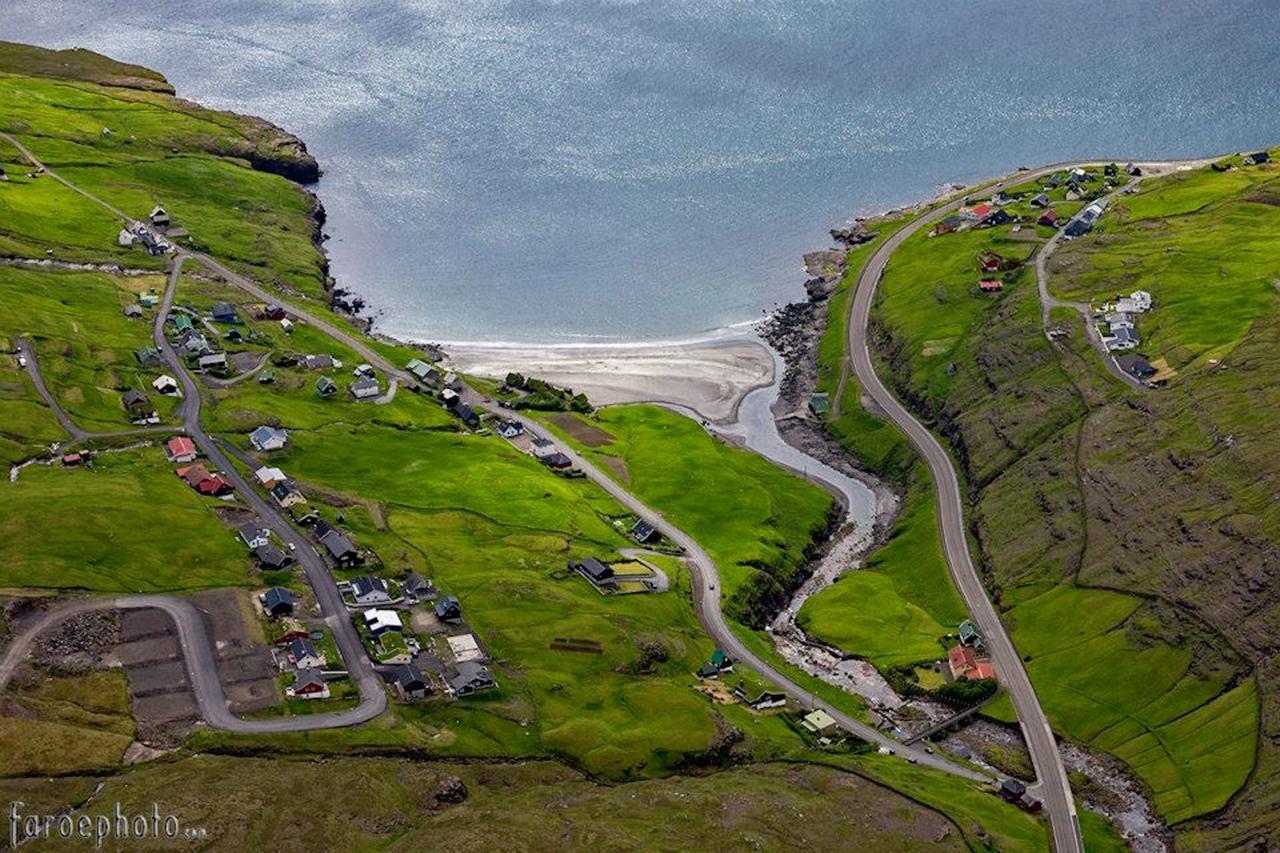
[442,336,776,423]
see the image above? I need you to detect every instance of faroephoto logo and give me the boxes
[9,801,207,848]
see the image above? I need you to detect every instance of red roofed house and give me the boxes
[196,474,233,496]
[979,280,1003,293]
[166,436,198,463]
[176,464,212,488]
[948,645,997,681]
[960,202,994,222]
[62,452,83,467]
[1037,208,1059,227]
[979,252,1003,273]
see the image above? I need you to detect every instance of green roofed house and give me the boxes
[138,292,159,308]
[134,345,161,367]
[173,313,193,333]
[959,619,983,649]
[405,358,432,380]
[697,649,734,679]
[808,393,830,417]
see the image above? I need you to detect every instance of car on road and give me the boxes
[18,356,27,368]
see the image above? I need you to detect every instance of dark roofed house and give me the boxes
[540,451,574,470]
[449,661,496,696]
[1244,151,1270,166]
[350,575,392,606]
[391,664,430,700]
[631,519,661,545]
[320,529,360,566]
[290,668,329,699]
[122,388,151,413]
[239,522,271,549]
[315,376,337,397]
[749,691,788,711]
[288,638,324,669]
[123,303,143,319]
[1030,192,1050,208]
[403,572,433,602]
[573,557,614,587]
[453,402,480,429]
[262,304,286,321]
[260,586,294,617]
[1000,778,1028,802]
[1063,219,1091,239]
[435,594,463,623]
[932,214,964,236]
[135,345,161,367]
[1116,353,1157,381]
[350,375,381,400]
[980,208,1013,227]
[808,393,830,416]
[253,545,293,570]
[210,302,240,324]
[697,649,734,679]
[1037,208,1059,227]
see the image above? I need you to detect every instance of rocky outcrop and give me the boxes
[829,221,880,247]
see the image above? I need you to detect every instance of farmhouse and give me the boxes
[350,575,393,606]
[391,664,430,700]
[540,451,574,470]
[122,388,151,415]
[122,303,143,319]
[405,358,434,381]
[453,402,480,429]
[249,425,289,451]
[166,436,198,464]
[172,313,193,333]
[1030,193,1050,208]
[448,661,497,696]
[238,522,271,549]
[260,586,294,617]
[748,691,788,711]
[149,205,170,227]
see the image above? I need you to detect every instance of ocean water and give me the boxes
[6,1,1280,343]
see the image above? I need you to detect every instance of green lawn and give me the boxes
[0,670,134,776]
[538,405,834,628]
[0,447,251,591]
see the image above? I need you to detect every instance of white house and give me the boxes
[255,466,288,488]
[249,425,289,452]
[350,376,381,400]
[152,374,180,395]
[1103,327,1140,351]
[280,318,294,333]
[364,608,403,636]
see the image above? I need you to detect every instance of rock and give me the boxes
[830,222,880,247]
[432,775,469,805]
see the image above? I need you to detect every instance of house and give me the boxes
[808,392,830,416]
[1000,778,1028,803]
[315,376,337,397]
[197,353,228,373]
[631,519,661,545]
[249,425,289,451]
[1126,290,1153,313]
[177,331,211,358]
[1063,219,1091,240]
[172,313,193,333]
[210,302,240,324]
[980,208,1013,228]
[152,374,179,395]
[319,528,360,565]
[117,227,138,247]
[177,463,211,488]
[1030,193,1050,208]
[434,594,463,623]
[540,451,573,470]
[61,452,84,467]
[530,437,556,458]
[135,345,162,367]
[149,205,170,227]
[931,214,964,236]
[1243,151,1270,166]
[1037,208,1059,227]
[947,645,997,681]
[363,608,403,636]
[1116,353,1157,381]
[121,388,151,414]
[1125,163,1142,176]
[238,522,271,550]
[958,619,983,648]
[453,403,480,429]
[279,318,294,333]
[224,328,243,342]
[122,303,143,319]
[403,572,433,602]
[405,358,435,382]
[447,633,485,663]
[288,638,326,669]
[1103,326,1139,351]
[748,691,788,711]
[1104,163,1119,177]
[301,354,339,370]
[288,667,329,699]
[350,376,381,400]
[495,419,524,439]
[448,661,497,696]
[262,304,286,321]
[978,280,1003,293]
[959,202,993,222]
[353,363,375,377]
[137,292,159,308]
[166,436,198,463]
[573,557,614,587]
[800,709,838,736]
[991,190,1013,206]
[350,575,393,606]
[253,545,294,570]
[196,473,232,495]
[255,466,288,488]
[391,664,430,700]
[697,649,734,679]
[1105,312,1135,330]
[271,481,306,508]
[260,586,294,617]
[258,370,275,385]
[978,251,1003,273]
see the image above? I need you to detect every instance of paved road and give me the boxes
[843,163,1084,852]
[15,337,179,444]
[152,256,388,731]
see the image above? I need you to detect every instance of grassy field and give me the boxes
[857,162,1273,830]
[0,669,134,776]
[0,265,178,432]
[0,446,251,591]
[537,405,834,628]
